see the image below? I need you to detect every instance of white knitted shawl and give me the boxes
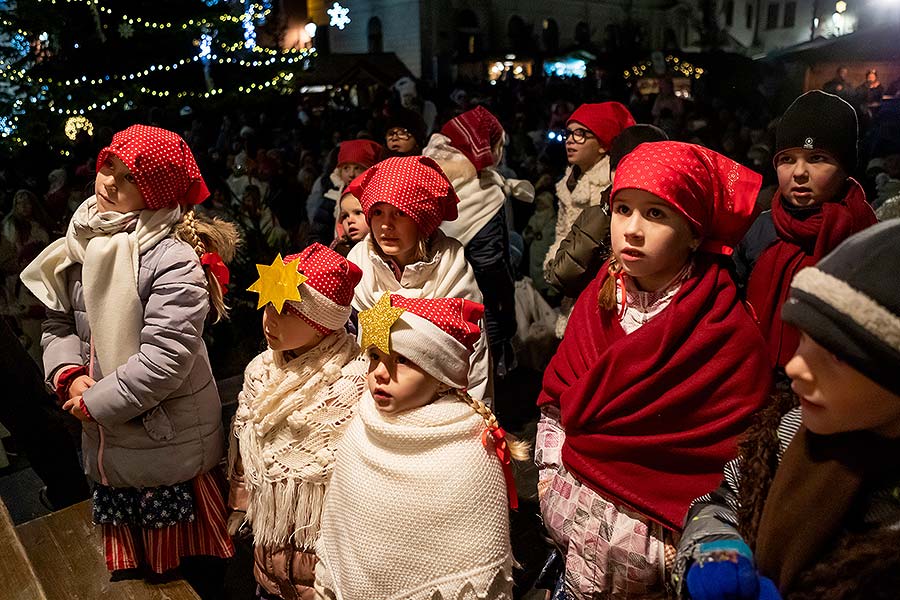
[231,331,365,549]
[316,392,514,600]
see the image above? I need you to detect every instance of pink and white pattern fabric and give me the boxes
[283,243,362,333]
[611,141,761,255]
[440,106,504,173]
[96,124,209,209]
[349,156,460,238]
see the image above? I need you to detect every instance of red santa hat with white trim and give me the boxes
[358,293,483,389]
[283,243,363,334]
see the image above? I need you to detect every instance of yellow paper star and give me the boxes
[247,254,308,313]
[358,292,406,354]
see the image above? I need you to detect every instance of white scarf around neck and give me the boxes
[21,196,181,376]
[232,332,363,549]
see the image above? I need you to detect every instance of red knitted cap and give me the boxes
[440,106,504,172]
[96,124,209,209]
[337,139,385,169]
[567,102,636,149]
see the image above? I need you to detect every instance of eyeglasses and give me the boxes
[386,128,412,141]
[562,128,595,144]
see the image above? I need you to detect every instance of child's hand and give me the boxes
[68,375,96,399]
[61,396,92,422]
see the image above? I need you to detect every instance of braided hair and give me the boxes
[175,209,240,322]
[451,389,530,461]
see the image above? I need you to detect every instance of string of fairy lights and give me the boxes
[0,0,317,144]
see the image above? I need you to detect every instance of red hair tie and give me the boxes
[201,252,230,295]
[482,425,519,510]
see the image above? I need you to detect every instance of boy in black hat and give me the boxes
[384,108,427,157]
[674,219,900,600]
[739,90,877,370]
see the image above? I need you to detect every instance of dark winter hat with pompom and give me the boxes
[775,90,858,173]
[782,219,900,396]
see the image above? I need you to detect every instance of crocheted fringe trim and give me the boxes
[246,478,326,551]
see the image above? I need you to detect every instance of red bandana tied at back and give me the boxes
[349,155,459,238]
[612,141,762,255]
[745,178,876,368]
[96,124,209,210]
[440,106,504,173]
[538,257,772,530]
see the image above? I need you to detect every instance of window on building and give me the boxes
[455,9,480,56]
[746,3,754,28]
[783,2,796,27]
[724,0,735,26]
[508,15,527,51]
[367,17,383,53]
[542,18,559,53]
[766,3,780,29]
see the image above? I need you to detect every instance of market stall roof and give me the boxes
[300,52,412,87]
[760,23,900,63]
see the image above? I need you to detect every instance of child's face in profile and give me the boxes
[262,303,322,353]
[95,154,146,213]
[565,120,605,172]
[786,332,900,437]
[369,202,421,266]
[366,347,444,415]
[610,188,698,292]
[339,163,366,186]
[339,194,369,242]
[776,148,847,208]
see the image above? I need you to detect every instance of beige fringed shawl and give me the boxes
[231,331,364,550]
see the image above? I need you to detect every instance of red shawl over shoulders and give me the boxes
[538,257,771,531]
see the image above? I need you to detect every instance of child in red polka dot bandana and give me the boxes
[317,293,528,600]
[20,124,238,578]
[345,156,493,404]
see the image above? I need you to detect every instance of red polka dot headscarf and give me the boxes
[611,141,762,255]
[348,156,459,238]
[282,243,363,334]
[96,124,209,210]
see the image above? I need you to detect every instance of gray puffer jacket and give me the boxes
[42,236,225,489]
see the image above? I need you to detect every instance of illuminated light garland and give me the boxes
[623,56,706,80]
[64,114,93,139]
[33,0,272,31]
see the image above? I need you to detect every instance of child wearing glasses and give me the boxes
[384,107,427,157]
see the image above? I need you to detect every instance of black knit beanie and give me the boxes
[782,219,900,396]
[775,90,858,173]
[385,107,427,149]
[609,124,669,170]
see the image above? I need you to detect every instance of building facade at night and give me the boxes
[306,0,694,80]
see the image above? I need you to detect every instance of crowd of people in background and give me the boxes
[2,63,900,600]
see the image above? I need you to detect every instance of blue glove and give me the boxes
[686,540,770,600]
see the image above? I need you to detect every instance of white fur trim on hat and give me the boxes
[390,311,469,389]
[285,282,352,332]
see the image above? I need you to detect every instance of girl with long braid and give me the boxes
[315,293,526,600]
[21,125,238,589]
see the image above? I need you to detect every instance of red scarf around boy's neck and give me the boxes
[746,179,876,368]
[538,257,771,531]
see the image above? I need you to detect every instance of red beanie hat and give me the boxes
[96,124,209,209]
[337,139,385,169]
[440,106,504,173]
[282,243,362,333]
[350,156,459,238]
[567,102,636,150]
[611,141,762,255]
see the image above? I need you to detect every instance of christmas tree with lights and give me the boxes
[0,0,308,153]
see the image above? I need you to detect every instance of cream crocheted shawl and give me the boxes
[315,391,514,600]
[231,331,365,550]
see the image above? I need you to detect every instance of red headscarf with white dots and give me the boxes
[283,243,363,334]
[97,124,209,210]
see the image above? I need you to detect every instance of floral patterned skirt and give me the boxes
[93,470,235,573]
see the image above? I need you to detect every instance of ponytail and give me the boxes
[598,255,622,313]
[175,209,240,322]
